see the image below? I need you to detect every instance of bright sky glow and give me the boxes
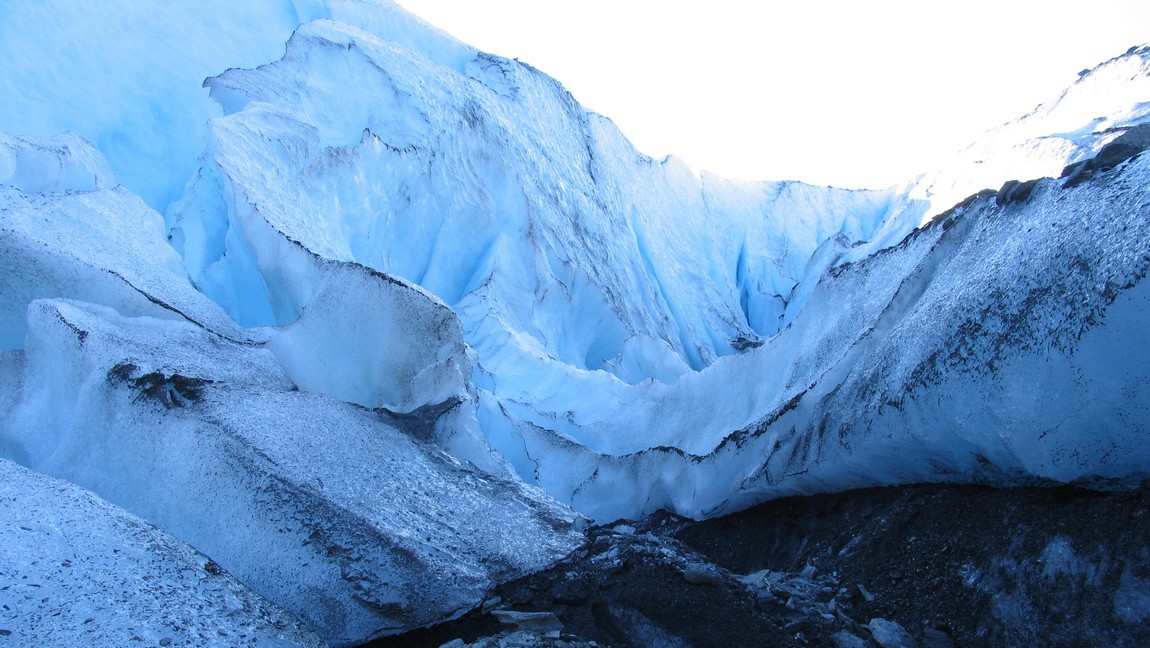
[397,0,1150,188]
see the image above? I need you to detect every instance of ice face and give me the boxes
[0,114,582,643]
[144,6,1150,522]
[168,18,930,510]
[165,6,1150,522]
[2,4,1150,643]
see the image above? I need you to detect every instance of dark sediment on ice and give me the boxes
[369,482,1150,647]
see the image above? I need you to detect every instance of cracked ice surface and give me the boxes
[1,9,1149,643]
[168,17,928,513]
[0,130,584,644]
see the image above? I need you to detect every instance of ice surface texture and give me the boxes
[0,136,583,643]
[1,1,1149,642]
[167,11,1150,520]
[0,457,324,647]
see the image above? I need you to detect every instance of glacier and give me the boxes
[166,16,929,501]
[0,133,585,645]
[1,0,1149,643]
[166,13,1150,521]
[906,43,1150,222]
[0,457,324,647]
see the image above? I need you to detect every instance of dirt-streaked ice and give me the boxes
[1,0,1149,642]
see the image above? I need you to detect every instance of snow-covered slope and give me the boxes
[0,457,324,647]
[908,44,1150,221]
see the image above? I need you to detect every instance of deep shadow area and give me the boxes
[369,482,1150,647]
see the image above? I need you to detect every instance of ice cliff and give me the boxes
[1,0,1149,644]
[0,131,585,645]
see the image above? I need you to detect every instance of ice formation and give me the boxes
[1,126,583,645]
[0,457,324,646]
[1,0,1149,642]
[166,11,1150,521]
[907,44,1150,221]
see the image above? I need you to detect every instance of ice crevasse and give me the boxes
[1,3,1150,643]
[167,15,925,498]
[169,11,1150,520]
[0,130,587,646]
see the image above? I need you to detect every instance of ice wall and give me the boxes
[2,0,1147,576]
[168,19,925,499]
[174,18,922,359]
[0,133,584,643]
[161,8,1150,523]
[500,149,1150,521]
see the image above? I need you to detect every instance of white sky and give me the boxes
[396,1,1150,189]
